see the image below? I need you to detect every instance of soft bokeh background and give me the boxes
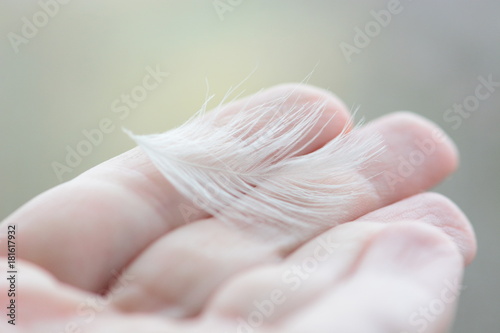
[0,1,498,331]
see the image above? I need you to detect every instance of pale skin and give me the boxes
[0,84,476,332]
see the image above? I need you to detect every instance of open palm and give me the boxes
[0,85,476,333]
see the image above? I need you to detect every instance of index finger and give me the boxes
[0,84,352,293]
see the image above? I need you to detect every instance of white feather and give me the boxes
[125,89,384,232]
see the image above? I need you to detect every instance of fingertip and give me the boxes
[364,111,461,202]
[265,83,353,136]
[227,83,353,153]
[418,192,477,265]
[361,222,463,276]
[357,192,477,266]
[382,111,460,174]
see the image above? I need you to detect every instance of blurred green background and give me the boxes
[0,1,499,332]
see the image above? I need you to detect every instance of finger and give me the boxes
[176,111,459,245]
[355,192,477,265]
[0,84,351,293]
[204,192,474,324]
[109,112,459,317]
[278,223,463,333]
[203,221,385,328]
[0,259,195,333]
[359,112,458,205]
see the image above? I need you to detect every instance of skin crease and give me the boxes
[0,84,476,333]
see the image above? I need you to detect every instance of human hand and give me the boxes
[0,84,476,332]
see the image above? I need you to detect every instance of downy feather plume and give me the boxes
[126,87,384,232]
